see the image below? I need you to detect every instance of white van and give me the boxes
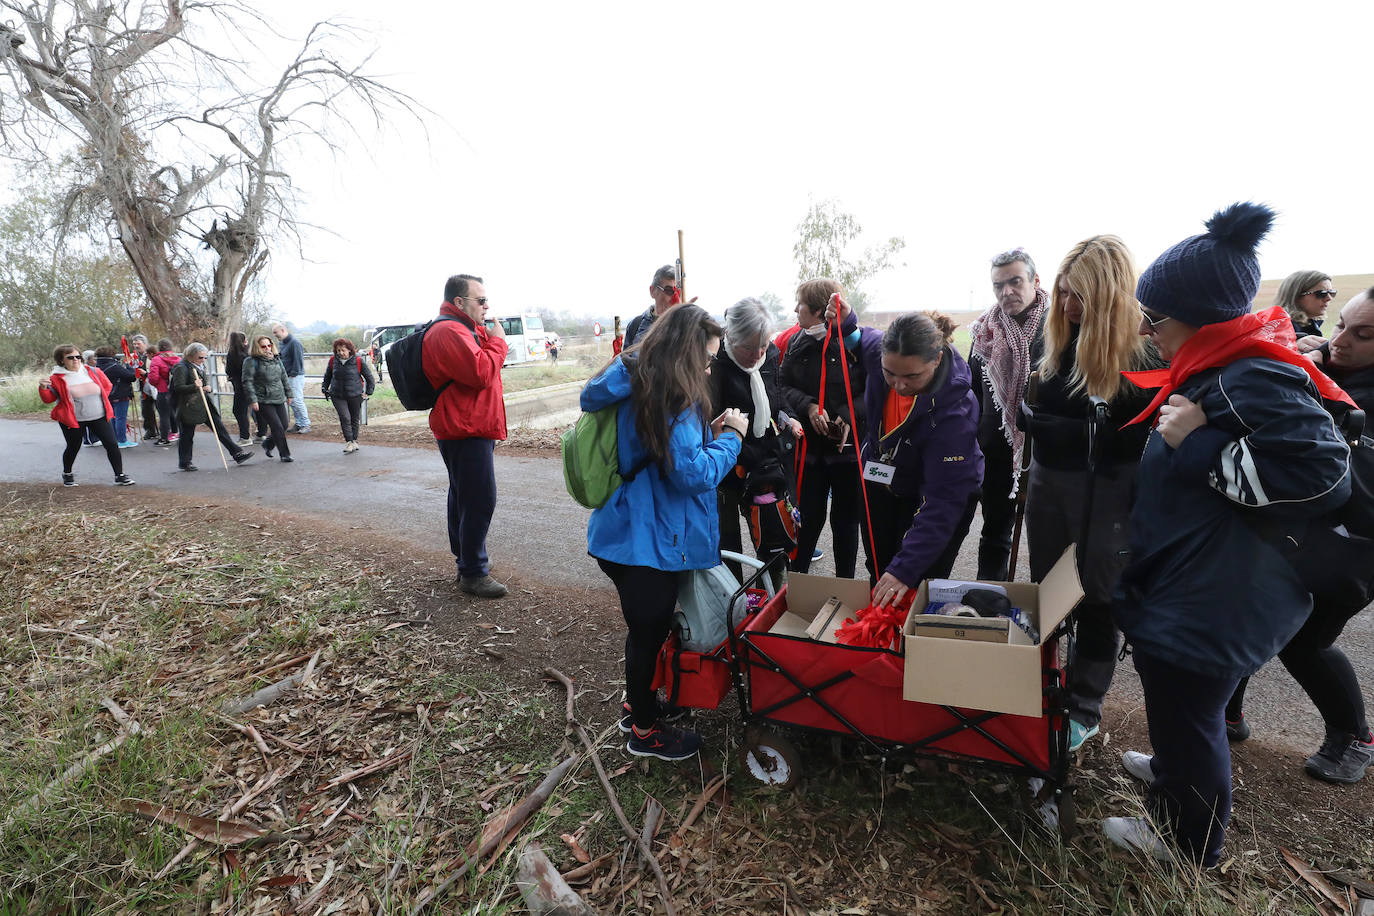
[485,313,547,366]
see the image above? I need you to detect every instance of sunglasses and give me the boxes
[1139,307,1172,331]
[1302,289,1338,301]
[457,296,489,306]
[62,354,82,361]
[654,285,678,296]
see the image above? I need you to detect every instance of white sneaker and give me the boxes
[1102,816,1174,862]
[1122,751,1154,784]
[237,438,252,447]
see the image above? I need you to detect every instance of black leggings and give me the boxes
[862,489,977,588]
[230,380,251,440]
[62,419,122,476]
[258,402,292,458]
[790,460,861,578]
[596,558,679,731]
[156,390,180,440]
[1226,597,1369,740]
[332,395,363,441]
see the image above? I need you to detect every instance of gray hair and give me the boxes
[991,247,1037,280]
[182,342,209,360]
[131,334,148,345]
[651,264,678,287]
[724,297,772,348]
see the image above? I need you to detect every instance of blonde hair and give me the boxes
[1272,270,1332,325]
[1038,235,1149,402]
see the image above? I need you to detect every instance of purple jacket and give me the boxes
[858,329,984,586]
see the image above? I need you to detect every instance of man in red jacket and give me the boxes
[424,273,510,599]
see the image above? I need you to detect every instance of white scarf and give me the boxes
[802,323,828,339]
[723,340,770,438]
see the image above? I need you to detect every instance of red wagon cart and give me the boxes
[653,549,1087,835]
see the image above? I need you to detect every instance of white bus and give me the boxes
[485,313,547,366]
[364,312,547,372]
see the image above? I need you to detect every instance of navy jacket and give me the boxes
[779,311,867,466]
[1114,359,1350,678]
[95,356,137,402]
[858,331,984,587]
[582,357,742,571]
[277,334,304,377]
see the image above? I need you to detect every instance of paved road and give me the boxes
[4,417,1369,757]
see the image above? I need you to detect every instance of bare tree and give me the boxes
[0,2,418,345]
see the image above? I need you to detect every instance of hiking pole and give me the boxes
[676,230,686,303]
[1006,374,1040,579]
[196,369,232,473]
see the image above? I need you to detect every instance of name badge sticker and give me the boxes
[862,460,895,485]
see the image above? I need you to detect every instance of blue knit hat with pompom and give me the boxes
[1136,202,1276,327]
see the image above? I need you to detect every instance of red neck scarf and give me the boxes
[1123,305,1353,426]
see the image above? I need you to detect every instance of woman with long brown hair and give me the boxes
[1023,235,1162,752]
[582,304,748,762]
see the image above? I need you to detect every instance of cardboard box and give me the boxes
[769,572,871,644]
[902,546,1083,718]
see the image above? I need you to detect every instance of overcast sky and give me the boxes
[23,2,1374,331]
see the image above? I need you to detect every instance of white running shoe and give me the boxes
[1122,751,1154,784]
[1102,816,1174,862]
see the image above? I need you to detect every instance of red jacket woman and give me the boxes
[39,344,135,487]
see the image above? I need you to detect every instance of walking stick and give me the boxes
[676,229,686,303]
[1005,374,1040,579]
[196,367,232,473]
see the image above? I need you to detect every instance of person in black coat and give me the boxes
[321,336,377,454]
[778,279,867,577]
[709,298,802,578]
[1225,285,1374,783]
[1273,269,1337,352]
[1104,203,1350,866]
[93,346,139,447]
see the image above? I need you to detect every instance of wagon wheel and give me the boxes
[1055,784,1078,840]
[740,728,801,788]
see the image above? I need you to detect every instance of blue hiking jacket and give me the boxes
[582,357,742,571]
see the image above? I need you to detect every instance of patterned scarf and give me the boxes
[1122,305,1354,425]
[969,286,1047,494]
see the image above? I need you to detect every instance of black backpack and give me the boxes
[387,317,461,411]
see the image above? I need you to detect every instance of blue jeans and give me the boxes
[287,374,309,429]
[437,438,497,579]
[111,399,130,443]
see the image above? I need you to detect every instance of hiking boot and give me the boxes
[1226,715,1251,742]
[619,701,688,734]
[1068,720,1100,753]
[62,473,77,487]
[459,575,509,599]
[1121,751,1154,784]
[233,450,254,465]
[626,721,702,761]
[113,474,135,487]
[180,464,198,472]
[1304,731,1374,784]
[1102,816,1174,862]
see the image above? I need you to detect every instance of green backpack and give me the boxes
[561,404,654,509]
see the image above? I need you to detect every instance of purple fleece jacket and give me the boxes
[858,329,984,586]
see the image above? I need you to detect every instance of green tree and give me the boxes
[0,178,155,372]
[792,199,906,313]
[757,291,791,330]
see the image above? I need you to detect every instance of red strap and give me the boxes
[794,301,878,582]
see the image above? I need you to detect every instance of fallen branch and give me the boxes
[544,667,677,916]
[153,759,301,879]
[410,754,577,915]
[314,747,412,795]
[562,851,616,884]
[127,801,266,845]
[676,774,727,837]
[1282,847,1351,913]
[515,841,600,915]
[26,624,115,653]
[224,649,324,715]
[1,704,144,835]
